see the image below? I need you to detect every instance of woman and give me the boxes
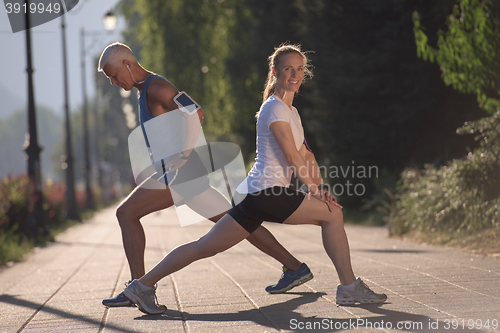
[122,43,387,315]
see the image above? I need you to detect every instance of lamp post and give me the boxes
[80,8,117,209]
[61,13,79,221]
[23,2,44,236]
[80,26,94,209]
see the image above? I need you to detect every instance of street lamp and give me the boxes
[23,1,45,236]
[80,8,117,209]
[103,8,117,32]
[61,13,79,220]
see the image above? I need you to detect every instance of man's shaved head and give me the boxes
[98,42,138,72]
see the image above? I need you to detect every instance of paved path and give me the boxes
[1,204,499,333]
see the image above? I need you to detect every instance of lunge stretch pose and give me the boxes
[119,43,387,315]
[97,42,314,308]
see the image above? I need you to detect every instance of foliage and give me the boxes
[0,175,87,265]
[388,111,500,235]
[456,111,500,198]
[388,0,500,240]
[121,0,238,143]
[0,175,36,264]
[388,163,496,237]
[413,0,500,113]
[0,229,32,265]
[0,175,33,231]
[118,0,487,209]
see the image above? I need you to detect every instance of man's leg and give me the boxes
[103,176,175,307]
[116,177,174,280]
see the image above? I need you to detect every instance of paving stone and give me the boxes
[1,205,498,333]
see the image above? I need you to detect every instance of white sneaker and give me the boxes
[123,280,167,315]
[336,277,387,305]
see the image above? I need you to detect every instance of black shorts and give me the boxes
[227,186,306,234]
[153,150,210,202]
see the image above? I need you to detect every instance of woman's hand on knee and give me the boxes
[310,193,342,212]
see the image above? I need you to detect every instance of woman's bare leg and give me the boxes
[139,214,250,287]
[283,195,356,285]
[185,187,302,270]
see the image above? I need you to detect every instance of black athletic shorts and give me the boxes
[227,186,306,234]
[153,150,210,202]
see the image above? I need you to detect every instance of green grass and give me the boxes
[0,230,33,264]
[0,218,81,266]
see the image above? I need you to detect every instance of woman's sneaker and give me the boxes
[123,280,167,315]
[265,263,313,293]
[336,277,387,305]
[102,281,133,307]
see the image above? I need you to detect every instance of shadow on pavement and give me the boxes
[0,294,136,333]
[135,291,327,330]
[3,291,486,332]
[134,293,488,333]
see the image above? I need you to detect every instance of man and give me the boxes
[97,42,313,307]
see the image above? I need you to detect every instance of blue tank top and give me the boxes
[138,74,176,148]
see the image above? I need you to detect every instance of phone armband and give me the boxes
[173,91,201,115]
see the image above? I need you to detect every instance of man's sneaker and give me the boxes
[102,281,133,307]
[336,277,387,305]
[123,280,167,315]
[266,263,313,293]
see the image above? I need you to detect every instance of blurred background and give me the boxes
[1,0,498,262]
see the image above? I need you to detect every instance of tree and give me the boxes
[388,0,500,237]
[118,0,487,208]
[121,0,239,143]
[414,0,500,113]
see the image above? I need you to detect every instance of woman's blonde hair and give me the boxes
[262,43,313,103]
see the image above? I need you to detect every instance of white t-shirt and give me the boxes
[236,95,305,194]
